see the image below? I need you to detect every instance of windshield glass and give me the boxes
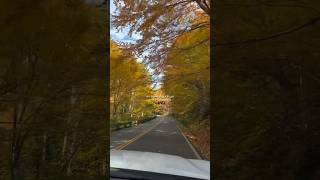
[110,168,205,180]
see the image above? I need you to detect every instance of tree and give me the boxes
[214,0,320,179]
[110,41,157,124]
[163,24,209,122]
[112,0,210,71]
[0,0,107,179]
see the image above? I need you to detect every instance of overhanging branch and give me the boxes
[215,16,320,46]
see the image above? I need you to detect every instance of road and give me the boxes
[110,116,201,159]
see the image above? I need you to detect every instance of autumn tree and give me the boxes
[0,0,107,179]
[112,0,210,71]
[110,41,157,125]
[163,25,209,120]
[214,0,320,179]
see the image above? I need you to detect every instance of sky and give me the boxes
[110,2,141,45]
[110,2,163,89]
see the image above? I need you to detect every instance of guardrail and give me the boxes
[110,116,156,131]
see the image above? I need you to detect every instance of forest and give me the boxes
[0,1,107,179]
[214,0,320,179]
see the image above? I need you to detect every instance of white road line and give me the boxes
[177,125,202,160]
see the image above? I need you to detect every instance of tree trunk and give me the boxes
[66,128,77,176]
[42,131,47,161]
[35,157,40,179]
[11,105,20,180]
[102,160,106,177]
[62,134,68,156]
[62,86,76,158]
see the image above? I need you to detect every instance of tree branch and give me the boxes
[166,0,193,8]
[194,0,210,15]
[215,16,320,46]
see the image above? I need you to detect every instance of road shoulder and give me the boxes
[177,125,202,159]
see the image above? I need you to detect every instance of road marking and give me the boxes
[177,125,202,160]
[114,119,162,150]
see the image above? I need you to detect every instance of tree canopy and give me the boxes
[214,0,320,179]
[0,0,107,179]
[110,41,158,124]
[112,0,210,72]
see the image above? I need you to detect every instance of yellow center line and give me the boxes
[115,119,162,150]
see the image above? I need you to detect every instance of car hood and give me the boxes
[110,150,210,180]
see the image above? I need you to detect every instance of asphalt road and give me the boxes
[110,116,201,159]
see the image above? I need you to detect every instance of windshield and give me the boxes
[110,168,205,180]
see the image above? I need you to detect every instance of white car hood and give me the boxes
[110,150,210,180]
